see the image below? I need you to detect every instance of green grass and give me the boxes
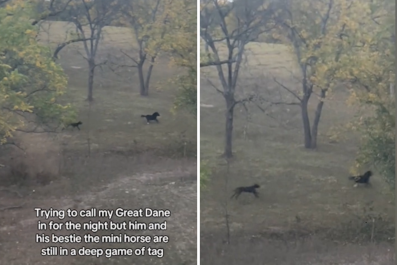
[0,21,196,265]
[200,42,394,243]
[37,21,196,154]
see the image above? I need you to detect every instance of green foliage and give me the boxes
[117,0,171,96]
[200,160,211,190]
[172,68,197,116]
[0,2,74,142]
[163,0,196,116]
[121,0,170,57]
[342,0,395,189]
[356,107,395,188]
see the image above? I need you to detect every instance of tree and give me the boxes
[199,0,224,54]
[64,0,120,101]
[200,0,274,158]
[30,0,73,26]
[0,2,74,143]
[112,0,170,96]
[0,0,103,64]
[171,67,197,116]
[162,0,196,116]
[337,0,395,188]
[269,0,374,149]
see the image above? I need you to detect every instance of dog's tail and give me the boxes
[348,176,356,180]
[141,115,147,118]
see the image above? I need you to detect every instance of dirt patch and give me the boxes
[0,157,197,265]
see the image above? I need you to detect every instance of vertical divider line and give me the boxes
[394,0,397,258]
[197,0,201,263]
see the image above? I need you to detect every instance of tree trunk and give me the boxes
[300,98,312,149]
[224,96,235,158]
[144,63,154,96]
[87,59,95,101]
[310,90,326,148]
[138,64,147,96]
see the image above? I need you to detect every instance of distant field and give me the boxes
[35,21,196,152]
[0,21,196,265]
[200,41,394,263]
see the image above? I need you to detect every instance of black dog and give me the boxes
[348,170,372,186]
[64,121,82,130]
[141,112,160,124]
[230,184,260,199]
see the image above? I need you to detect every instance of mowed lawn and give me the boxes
[200,42,394,242]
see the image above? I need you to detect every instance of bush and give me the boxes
[355,103,395,189]
[200,160,211,190]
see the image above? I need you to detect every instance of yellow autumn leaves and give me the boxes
[0,1,72,143]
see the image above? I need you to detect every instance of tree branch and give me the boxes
[200,59,236,67]
[206,79,224,96]
[267,101,300,106]
[120,49,140,65]
[53,38,96,59]
[273,77,302,102]
[31,0,73,26]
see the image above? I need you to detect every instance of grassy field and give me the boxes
[0,21,196,265]
[200,42,394,264]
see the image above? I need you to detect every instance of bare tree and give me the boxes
[66,0,120,101]
[109,0,169,96]
[200,0,274,158]
[1,0,98,61]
